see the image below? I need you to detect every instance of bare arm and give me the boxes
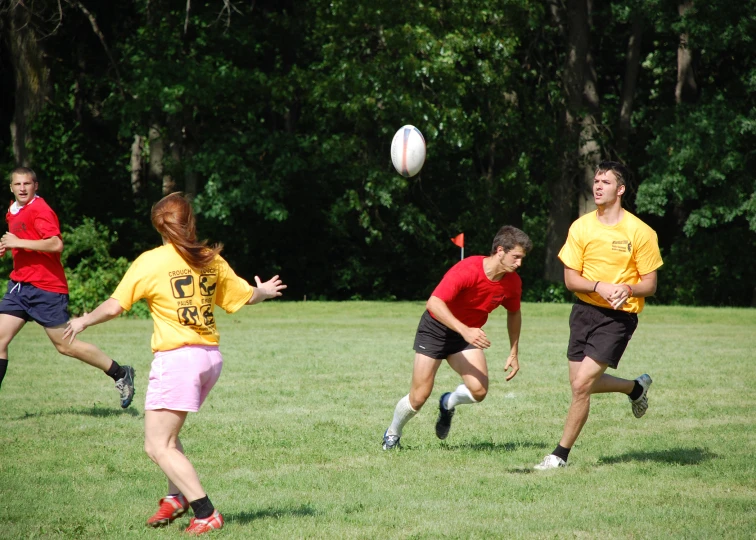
[246,275,287,305]
[426,295,490,349]
[504,309,522,381]
[1,233,63,253]
[63,298,125,343]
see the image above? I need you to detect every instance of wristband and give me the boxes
[592,281,599,292]
[624,284,633,297]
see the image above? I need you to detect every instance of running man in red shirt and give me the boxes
[0,167,135,407]
[382,226,533,450]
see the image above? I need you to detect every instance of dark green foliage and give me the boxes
[0,0,753,306]
[62,219,149,318]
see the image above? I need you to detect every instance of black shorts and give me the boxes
[0,280,70,328]
[567,300,638,369]
[413,310,476,360]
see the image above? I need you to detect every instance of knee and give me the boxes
[571,378,593,399]
[144,440,163,464]
[409,390,431,410]
[470,386,488,402]
[53,342,75,358]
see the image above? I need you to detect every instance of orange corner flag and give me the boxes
[451,233,464,248]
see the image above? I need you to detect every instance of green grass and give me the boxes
[1,302,754,539]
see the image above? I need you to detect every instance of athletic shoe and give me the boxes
[534,454,567,470]
[435,392,455,440]
[185,510,224,535]
[382,430,400,451]
[629,373,652,418]
[115,365,135,408]
[146,495,189,527]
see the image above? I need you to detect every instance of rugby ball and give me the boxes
[390,125,426,177]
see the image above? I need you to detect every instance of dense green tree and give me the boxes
[0,0,753,305]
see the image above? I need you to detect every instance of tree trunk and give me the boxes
[577,44,601,218]
[616,14,643,159]
[676,1,697,104]
[3,5,51,167]
[130,134,144,195]
[544,0,592,282]
[148,123,165,193]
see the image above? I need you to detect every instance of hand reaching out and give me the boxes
[253,275,287,302]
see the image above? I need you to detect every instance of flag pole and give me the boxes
[451,233,464,260]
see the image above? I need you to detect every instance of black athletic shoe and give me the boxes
[435,392,455,440]
[115,365,135,408]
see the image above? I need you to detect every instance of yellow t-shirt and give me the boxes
[112,244,254,352]
[558,210,663,313]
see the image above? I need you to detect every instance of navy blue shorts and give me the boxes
[0,281,70,328]
[413,310,477,360]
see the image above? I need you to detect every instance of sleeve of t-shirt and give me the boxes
[431,261,476,303]
[500,274,523,313]
[214,258,255,314]
[558,222,584,272]
[634,226,664,276]
[111,255,149,311]
[33,207,61,238]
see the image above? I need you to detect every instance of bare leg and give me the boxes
[144,409,206,502]
[408,353,443,410]
[446,348,489,402]
[45,325,113,371]
[559,357,609,449]
[0,314,27,358]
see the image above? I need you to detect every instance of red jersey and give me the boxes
[6,196,68,293]
[430,255,522,328]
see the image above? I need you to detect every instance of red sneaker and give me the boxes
[185,510,224,535]
[146,494,189,527]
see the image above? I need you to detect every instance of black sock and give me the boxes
[190,495,215,520]
[105,360,126,381]
[552,444,571,462]
[0,359,7,389]
[628,381,644,401]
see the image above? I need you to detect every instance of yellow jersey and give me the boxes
[112,244,254,352]
[558,210,663,313]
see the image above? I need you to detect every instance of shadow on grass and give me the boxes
[16,405,140,420]
[441,440,546,453]
[226,505,319,524]
[598,447,715,466]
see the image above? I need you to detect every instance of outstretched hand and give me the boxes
[253,275,287,302]
[504,353,520,381]
[63,315,88,344]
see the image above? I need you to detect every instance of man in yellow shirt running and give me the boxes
[535,161,663,470]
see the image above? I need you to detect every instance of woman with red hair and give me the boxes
[65,193,286,534]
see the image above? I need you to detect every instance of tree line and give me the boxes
[1,0,754,307]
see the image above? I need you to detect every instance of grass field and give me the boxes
[0,302,754,539]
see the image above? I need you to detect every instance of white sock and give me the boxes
[387,394,417,436]
[445,384,477,410]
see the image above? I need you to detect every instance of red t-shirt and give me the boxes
[6,197,68,293]
[430,255,522,328]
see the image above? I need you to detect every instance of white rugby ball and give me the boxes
[390,125,426,177]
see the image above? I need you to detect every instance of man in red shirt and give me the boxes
[382,226,532,450]
[0,167,135,407]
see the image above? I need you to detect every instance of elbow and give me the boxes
[52,238,64,253]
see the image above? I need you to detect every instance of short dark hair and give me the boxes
[490,225,533,255]
[10,167,37,183]
[595,161,630,188]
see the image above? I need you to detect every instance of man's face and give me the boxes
[593,170,624,206]
[498,245,527,273]
[10,173,38,205]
